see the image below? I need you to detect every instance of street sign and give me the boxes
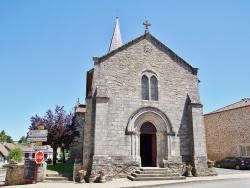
[38,125,44,130]
[27,137,47,142]
[28,130,48,137]
[36,142,43,146]
[33,146,48,150]
[35,151,44,164]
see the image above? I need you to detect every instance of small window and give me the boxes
[240,145,250,157]
[142,75,149,100]
[150,76,158,101]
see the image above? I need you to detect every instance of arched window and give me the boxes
[150,76,158,101]
[141,75,149,100]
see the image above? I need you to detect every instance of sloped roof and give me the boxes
[205,98,250,115]
[93,33,198,75]
[109,17,122,52]
[3,142,16,151]
[0,143,9,157]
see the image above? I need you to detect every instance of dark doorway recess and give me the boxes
[140,122,157,167]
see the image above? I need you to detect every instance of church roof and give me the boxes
[108,17,122,52]
[205,98,250,115]
[93,32,198,75]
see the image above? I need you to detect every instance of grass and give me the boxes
[46,162,73,174]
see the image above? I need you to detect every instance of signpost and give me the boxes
[28,130,48,137]
[25,125,47,184]
[27,137,47,142]
[33,146,48,150]
[35,151,44,164]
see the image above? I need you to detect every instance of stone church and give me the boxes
[80,18,209,178]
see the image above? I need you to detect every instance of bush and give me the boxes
[2,164,9,168]
[8,146,23,162]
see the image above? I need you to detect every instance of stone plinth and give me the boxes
[5,164,25,186]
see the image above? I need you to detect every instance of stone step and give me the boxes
[132,172,180,178]
[46,173,72,177]
[43,180,73,183]
[45,176,70,181]
[140,167,170,171]
[135,170,173,174]
[127,175,186,181]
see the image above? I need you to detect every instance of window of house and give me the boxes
[141,74,158,101]
[25,153,29,159]
[240,145,250,157]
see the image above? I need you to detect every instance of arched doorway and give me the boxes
[140,122,157,167]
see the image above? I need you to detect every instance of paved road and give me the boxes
[0,175,5,186]
[160,178,250,188]
[215,167,250,174]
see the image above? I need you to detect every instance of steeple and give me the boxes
[109,17,122,52]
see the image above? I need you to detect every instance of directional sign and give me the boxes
[28,130,48,137]
[27,137,47,142]
[38,125,44,130]
[33,146,48,150]
[36,142,43,146]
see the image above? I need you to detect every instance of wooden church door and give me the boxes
[140,122,157,167]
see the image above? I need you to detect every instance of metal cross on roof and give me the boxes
[143,20,151,34]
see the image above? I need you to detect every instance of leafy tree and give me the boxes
[18,136,29,145]
[29,106,79,165]
[8,146,23,162]
[6,135,14,143]
[0,130,7,142]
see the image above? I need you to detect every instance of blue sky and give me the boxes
[1,0,250,141]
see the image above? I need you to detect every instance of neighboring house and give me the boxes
[21,144,53,160]
[204,98,250,161]
[82,18,209,176]
[0,143,9,163]
[2,142,16,152]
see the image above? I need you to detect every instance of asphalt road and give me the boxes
[160,178,250,188]
[0,175,5,186]
[215,167,250,174]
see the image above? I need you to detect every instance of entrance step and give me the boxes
[44,173,73,183]
[128,167,186,181]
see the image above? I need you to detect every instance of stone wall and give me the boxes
[70,111,84,162]
[204,106,250,160]
[91,155,140,179]
[5,164,25,186]
[84,33,208,177]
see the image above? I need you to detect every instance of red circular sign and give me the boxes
[35,151,44,164]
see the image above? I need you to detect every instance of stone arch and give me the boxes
[126,107,175,167]
[126,107,175,135]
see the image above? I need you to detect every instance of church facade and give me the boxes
[82,19,209,177]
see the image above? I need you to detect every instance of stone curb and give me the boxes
[2,173,250,188]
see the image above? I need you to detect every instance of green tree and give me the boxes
[6,135,14,143]
[18,136,29,145]
[8,146,23,162]
[0,130,7,142]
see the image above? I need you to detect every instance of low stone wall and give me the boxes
[163,160,186,175]
[91,155,140,180]
[5,164,25,186]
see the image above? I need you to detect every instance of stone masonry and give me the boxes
[82,31,209,178]
[204,99,250,161]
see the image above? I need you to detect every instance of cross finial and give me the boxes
[143,20,151,34]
